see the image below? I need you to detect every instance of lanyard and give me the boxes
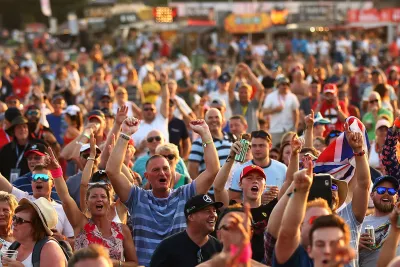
[242,105,248,116]
[15,143,29,168]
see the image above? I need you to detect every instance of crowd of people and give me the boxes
[0,29,399,267]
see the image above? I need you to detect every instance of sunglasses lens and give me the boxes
[331,184,338,191]
[155,136,161,142]
[376,187,386,194]
[147,137,154,142]
[388,188,397,195]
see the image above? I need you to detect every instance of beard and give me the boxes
[373,198,394,213]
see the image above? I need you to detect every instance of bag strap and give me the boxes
[32,236,50,267]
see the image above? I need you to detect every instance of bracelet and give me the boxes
[82,133,91,139]
[353,150,365,157]
[87,157,96,161]
[50,168,63,179]
[202,139,213,147]
[120,133,131,141]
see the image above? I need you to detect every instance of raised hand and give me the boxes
[293,160,313,193]
[45,147,61,170]
[89,133,97,158]
[160,71,169,84]
[108,134,116,154]
[116,105,128,126]
[262,186,279,204]
[329,244,356,267]
[121,117,140,136]
[291,134,303,155]
[344,123,364,153]
[304,110,315,129]
[189,119,211,138]
[229,141,243,158]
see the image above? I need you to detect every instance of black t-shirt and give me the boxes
[251,198,278,262]
[168,117,189,152]
[150,230,222,267]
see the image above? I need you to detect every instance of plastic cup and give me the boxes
[2,250,18,266]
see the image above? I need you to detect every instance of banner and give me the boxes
[40,0,52,17]
[347,8,400,23]
[224,13,271,33]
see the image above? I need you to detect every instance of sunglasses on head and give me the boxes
[375,186,397,196]
[331,183,338,191]
[88,180,110,187]
[12,215,31,225]
[369,99,379,104]
[251,131,271,141]
[162,154,176,161]
[147,136,161,143]
[32,174,50,182]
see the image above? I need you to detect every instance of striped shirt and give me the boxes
[124,181,197,267]
[189,132,234,173]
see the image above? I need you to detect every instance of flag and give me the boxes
[314,116,370,182]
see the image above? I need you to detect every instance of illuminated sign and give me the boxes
[153,7,178,23]
[224,13,271,33]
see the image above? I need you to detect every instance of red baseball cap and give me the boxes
[323,83,338,95]
[240,165,266,182]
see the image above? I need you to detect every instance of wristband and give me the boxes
[202,140,213,147]
[230,243,252,263]
[50,167,63,179]
[82,133,91,139]
[120,133,131,141]
[87,157,96,161]
[353,150,365,157]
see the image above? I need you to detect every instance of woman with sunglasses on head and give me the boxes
[79,134,128,224]
[49,140,138,266]
[155,143,192,189]
[0,192,18,250]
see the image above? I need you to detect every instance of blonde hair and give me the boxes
[306,198,332,214]
[156,143,179,159]
[115,87,128,95]
[0,192,18,214]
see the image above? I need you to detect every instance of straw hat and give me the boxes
[19,197,58,236]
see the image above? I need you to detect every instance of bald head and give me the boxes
[205,108,223,134]
[146,130,164,153]
[205,108,222,121]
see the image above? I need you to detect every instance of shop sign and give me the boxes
[299,4,334,22]
[118,13,138,24]
[224,13,271,33]
[347,8,400,23]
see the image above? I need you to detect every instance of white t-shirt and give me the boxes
[252,45,268,57]
[263,90,299,133]
[336,39,351,54]
[132,112,169,145]
[208,90,238,120]
[155,95,192,120]
[318,41,330,56]
[112,101,135,117]
[307,42,317,55]
[11,188,74,238]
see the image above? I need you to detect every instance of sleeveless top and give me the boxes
[75,219,124,260]
[112,206,123,224]
[369,141,381,169]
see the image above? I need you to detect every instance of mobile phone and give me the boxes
[308,174,333,209]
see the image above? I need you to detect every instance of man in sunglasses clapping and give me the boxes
[359,175,399,267]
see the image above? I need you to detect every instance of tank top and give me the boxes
[369,141,381,169]
[75,219,124,260]
[112,206,123,224]
[20,240,66,267]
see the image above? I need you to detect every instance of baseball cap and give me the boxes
[100,93,112,100]
[372,175,399,191]
[88,109,105,122]
[63,105,81,116]
[218,72,231,83]
[314,112,331,125]
[24,143,49,157]
[275,76,290,86]
[80,143,101,154]
[184,194,223,218]
[323,83,338,95]
[211,99,226,108]
[240,165,266,183]
[375,119,391,131]
[4,107,21,122]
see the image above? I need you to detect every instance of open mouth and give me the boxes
[207,219,216,225]
[382,198,391,203]
[95,204,104,211]
[36,184,43,190]
[159,178,167,183]
[251,185,259,192]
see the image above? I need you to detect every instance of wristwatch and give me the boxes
[202,140,213,147]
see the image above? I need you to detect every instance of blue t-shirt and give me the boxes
[272,245,313,267]
[46,113,65,145]
[66,171,83,207]
[13,172,61,203]
[124,181,196,267]
[230,160,287,193]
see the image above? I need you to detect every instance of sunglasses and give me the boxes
[147,136,161,143]
[375,186,397,196]
[27,110,39,116]
[328,132,341,138]
[162,154,176,161]
[7,100,18,104]
[251,131,272,142]
[331,184,338,191]
[81,153,100,160]
[144,108,155,112]
[88,181,111,187]
[101,100,111,103]
[13,215,31,225]
[369,99,379,104]
[32,174,50,182]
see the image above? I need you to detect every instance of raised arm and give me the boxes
[228,66,239,104]
[213,141,241,207]
[79,134,96,211]
[189,120,220,194]
[382,126,400,178]
[159,71,170,119]
[377,207,400,267]
[60,123,96,160]
[275,162,313,264]
[47,148,86,231]
[0,173,12,193]
[106,117,138,203]
[278,135,302,199]
[346,127,371,223]
[304,110,314,148]
[241,63,264,100]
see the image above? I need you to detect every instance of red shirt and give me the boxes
[12,75,31,99]
[312,100,349,135]
[0,128,12,149]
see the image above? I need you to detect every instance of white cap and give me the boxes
[63,105,81,116]
[375,119,391,131]
[79,143,101,154]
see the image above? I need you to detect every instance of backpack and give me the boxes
[8,236,73,266]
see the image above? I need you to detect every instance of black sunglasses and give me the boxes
[197,249,203,264]
[13,215,31,225]
[147,136,162,143]
[162,154,176,161]
[251,130,271,141]
[375,186,397,196]
[144,108,155,112]
[369,99,379,104]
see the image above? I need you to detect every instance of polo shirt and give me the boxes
[124,180,197,267]
[230,160,287,193]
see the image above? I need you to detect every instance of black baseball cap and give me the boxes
[184,194,223,218]
[4,107,22,122]
[24,143,49,157]
[88,109,105,122]
[372,175,399,191]
[218,72,231,83]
